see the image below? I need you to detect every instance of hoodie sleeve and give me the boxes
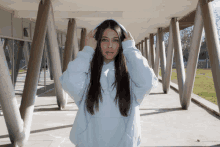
[122,40,158,106]
[59,46,94,108]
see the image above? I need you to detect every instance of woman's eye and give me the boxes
[101,39,119,42]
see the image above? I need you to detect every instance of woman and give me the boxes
[59,19,158,147]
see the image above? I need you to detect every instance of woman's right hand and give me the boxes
[85,29,97,51]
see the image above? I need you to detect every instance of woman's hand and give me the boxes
[85,29,97,51]
[123,31,134,42]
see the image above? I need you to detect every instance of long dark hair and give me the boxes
[85,19,132,117]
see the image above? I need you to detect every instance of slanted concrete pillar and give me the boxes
[0,39,25,146]
[171,17,186,105]
[181,2,204,109]
[158,28,167,93]
[45,33,54,80]
[23,41,30,69]
[154,33,160,78]
[72,21,79,60]
[7,39,13,70]
[80,28,87,51]
[139,42,141,51]
[164,20,175,94]
[7,39,15,87]
[140,40,143,54]
[142,40,146,57]
[14,41,25,87]
[199,0,220,112]
[63,18,76,72]
[140,42,142,51]
[19,0,50,144]
[57,33,63,70]
[38,41,47,82]
[144,37,149,61]
[149,34,155,70]
[2,39,12,71]
[142,40,145,56]
[47,1,67,109]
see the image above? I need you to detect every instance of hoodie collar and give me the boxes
[103,60,114,66]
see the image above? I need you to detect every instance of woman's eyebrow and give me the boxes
[102,36,119,39]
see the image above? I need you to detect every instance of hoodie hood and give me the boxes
[93,19,127,34]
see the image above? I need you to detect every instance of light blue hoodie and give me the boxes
[59,19,158,147]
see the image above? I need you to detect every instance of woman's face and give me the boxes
[100,28,120,63]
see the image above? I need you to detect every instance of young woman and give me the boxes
[59,19,158,147]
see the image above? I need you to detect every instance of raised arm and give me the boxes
[59,46,95,108]
[59,29,97,108]
[122,39,158,106]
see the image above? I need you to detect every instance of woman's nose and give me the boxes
[109,41,113,48]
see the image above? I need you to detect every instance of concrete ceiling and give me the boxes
[0,0,211,43]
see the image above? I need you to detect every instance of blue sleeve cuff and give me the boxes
[122,40,136,50]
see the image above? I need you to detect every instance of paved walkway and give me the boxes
[0,69,220,147]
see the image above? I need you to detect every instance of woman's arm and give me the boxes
[59,46,94,108]
[122,40,158,106]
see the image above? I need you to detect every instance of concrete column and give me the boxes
[72,21,79,60]
[80,28,87,51]
[0,39,25,146]
[140,40,143,54]
[144,37,149,61]
[181,2,204,109]
[164,20,175,94]
[7,39,15,87]
[1,39,20,144]
[199,0,220,112]
[63,18,76,72]
[7,39,13,69]
[142,40,146,57]
[139,42,141,51]
[14,41,25,87]
[171,17,186,105]
[154,33,160,78]
[61,19,78,113]
[23,41,30,69]
[3,39,12,70]
[148,38,152,68]
[158,28,167,93]
[47,1,67,109]
[38,41,46,82]
[19,0,50,144]
[149,34,155,70]
[45,33,54,80]
[57,33,63,70]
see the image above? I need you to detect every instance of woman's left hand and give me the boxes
[123,31,134,42]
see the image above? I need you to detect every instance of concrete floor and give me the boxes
[0,69,220,147]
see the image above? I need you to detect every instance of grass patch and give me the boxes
[159,68,218,105]
[9,69,26,75]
